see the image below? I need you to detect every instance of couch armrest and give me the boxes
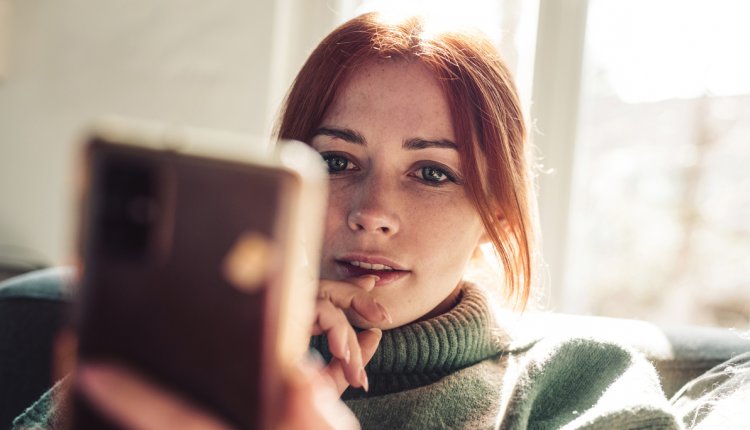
[655,324,750,397]
[0,267,75,427]
[514,311,750,397]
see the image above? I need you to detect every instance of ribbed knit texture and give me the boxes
[311,283,683,430]
[310,283,503,399]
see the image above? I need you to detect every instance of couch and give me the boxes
[2,268,750,427]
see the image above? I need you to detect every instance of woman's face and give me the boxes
[311,60,486,329]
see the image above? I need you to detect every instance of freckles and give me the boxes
[322,185,348,234]
[410,193,475,223]
[324,200,346,231]
[325,183,358,219]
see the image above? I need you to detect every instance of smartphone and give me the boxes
[70,118,327,429]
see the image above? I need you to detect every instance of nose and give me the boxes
[347,209,399,235]
[346,176,400,236]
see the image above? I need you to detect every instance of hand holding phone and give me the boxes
[71,118,327,429]
[76,360,362,430]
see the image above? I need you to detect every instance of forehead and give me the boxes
[322,60,456,143]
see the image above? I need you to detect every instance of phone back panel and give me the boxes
[74,139,295,429]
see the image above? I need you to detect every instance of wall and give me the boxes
[0,0,343,267]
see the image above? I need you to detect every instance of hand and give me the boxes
[70,276,391,429]
[313,276,391,393]
[78,361,360,430]
[78,364,234,430]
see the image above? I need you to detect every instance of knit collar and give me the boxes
[310,282,503,398]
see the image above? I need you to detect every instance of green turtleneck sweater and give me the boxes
[14,284,682,429]
[311,284,680,429]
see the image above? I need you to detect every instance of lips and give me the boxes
[334,255,410,286]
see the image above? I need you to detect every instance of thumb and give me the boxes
[325,328,382,396]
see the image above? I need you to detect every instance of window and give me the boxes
[566,0,750,328]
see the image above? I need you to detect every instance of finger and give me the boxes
[342,322,366,389]
[358,327,383,366]
[284,361,360,430]
[314,300,352,363]
[314,300,365,389]
[318,277,376,297]
[78,364,231,430]
[346,275,379,291]
[54,329,77,381]
[319,279,391,324]
[350,294,392,325]
[326,328,382,395]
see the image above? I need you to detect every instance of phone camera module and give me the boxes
[96,156,158,261]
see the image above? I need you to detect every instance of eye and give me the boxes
[420,166,449,183]
[320,152,357,174]
[413,163,461,186]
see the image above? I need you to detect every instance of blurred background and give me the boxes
[1,0,748,329]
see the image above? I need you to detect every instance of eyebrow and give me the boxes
[313,126,458,151]
[403,137,458,151]
[314,127,365,145]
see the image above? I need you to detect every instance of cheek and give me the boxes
[407,193,480,238]
[321,186,350,250]
[405,196,483,263]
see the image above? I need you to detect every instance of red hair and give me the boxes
[276,13,535,308]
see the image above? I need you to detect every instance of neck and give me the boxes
[310,282,504,398]
[414,281,463,323]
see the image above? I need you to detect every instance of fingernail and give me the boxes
[344,346,351,364]
[368,328,383,340]
[366,275,380,283]
[360,368,369,392]
[376,303,392,323]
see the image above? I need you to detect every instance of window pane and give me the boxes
[568,0,750,328]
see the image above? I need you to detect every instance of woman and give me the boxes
[274,13,678,429]
[14,12,682,430]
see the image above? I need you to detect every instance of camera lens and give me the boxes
[95,154,157,261]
